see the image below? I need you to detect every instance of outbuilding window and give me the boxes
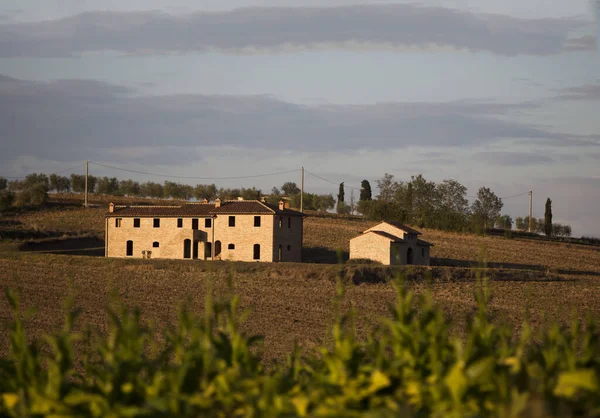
[177,218,183,228]
[228,243,235,250]
[205,218,212,228]
[229,216,235,227]
[254,216,261,227]
[192,219,198,230]
[133,218,140,228]
[153,242,160,248]
[422,248,425,257]
[253,244,260,260]
[115,218,122,228]
[288,217,291,228]
[153,218,160,228]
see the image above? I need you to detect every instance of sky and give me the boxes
[0,0,599,236]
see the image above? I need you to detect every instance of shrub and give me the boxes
[1,274,599,417]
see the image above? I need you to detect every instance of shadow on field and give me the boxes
[19,236,105,256]
[303,246,349,264]
[432,258,598,277]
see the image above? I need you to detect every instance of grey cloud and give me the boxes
[556,84,600,100]
[1,76,597,166]
[0,5,589,57]
[563,35,596,51]
[472,151,555,166]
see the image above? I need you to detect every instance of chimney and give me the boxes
[201,198,208,204]
[215,198,221,208]
[284,201,290,209]
[278,200,284,211]
[108,202,115,213]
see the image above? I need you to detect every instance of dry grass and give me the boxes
[0,207,599,366]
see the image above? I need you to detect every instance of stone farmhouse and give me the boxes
[105,199,304,262]
[349,221,433,266]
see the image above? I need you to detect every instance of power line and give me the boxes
[88,161,301,180]
[304,170,362,191]
[0,162,87,180]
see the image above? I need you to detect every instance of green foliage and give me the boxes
[282,182,301,196]
[0,191,15,211]
[2,273,599,417]
[545,198,553,237]
[193,184,217,201]
[0,177,8,191]
[471,187,503,230]
[49,174,71,193]
[337,182,345,214]
[360,180,372,201]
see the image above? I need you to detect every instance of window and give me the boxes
[254,216,261,227]
[287,245,291,251]
[229,216,235,227]
[421,248,425,257]
[115,218,122,228]
[288,217,291,228]
[205,218,212,228]
[278,245,282,261]
[278,217,283,228]
[177,218,183,228]
[126,240,133,256]
[253,244,260,260]
[228,243,235,250]
[133,218,140,228]
[153,242,160,248]
[192,219,198,230]
[183,239,191,259]
[153,218,160,228]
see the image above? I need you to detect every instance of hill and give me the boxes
[0,202,599,365]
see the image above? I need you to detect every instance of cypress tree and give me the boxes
[337,182,345,213]
[360,180,372,201]
[544,198,553,237]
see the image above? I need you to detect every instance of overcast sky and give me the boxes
[1,0,599,236]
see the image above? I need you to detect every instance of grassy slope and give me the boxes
[0,204,599,365]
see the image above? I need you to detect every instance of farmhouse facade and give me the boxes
[349,221,433,266]
[105,199,304,262]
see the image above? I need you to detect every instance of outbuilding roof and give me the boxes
[381,221,422,235]
[105,200,304,218]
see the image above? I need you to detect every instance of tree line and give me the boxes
[0,172,572,238]
[0,174,336,213]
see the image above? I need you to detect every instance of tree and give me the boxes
[193,184,217,201]
[336,182,345,214]
[281,182,300,196]
[96,177,120,195]
[515,217,526,231]
[409,174,438,228]
[495,215,513,230]
[544,198,553,237]
[471,187,503,230]
[140,182,163,199]
[49,174,71,193]
[0,191,14,211]
[119,179,141,196]
[240,187,262,200]
[360,180,372,201]
[0,177,7,191]
[436,179,469,231]
[70,174,86,193]
[376,173,397,203]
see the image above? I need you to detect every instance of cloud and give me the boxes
[0,5,589,57]
[1,75,598,167]
[555,84,600,100]
[472,151,555,166]
[563,35,597,51]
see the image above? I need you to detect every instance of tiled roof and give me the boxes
[381,221,422,235]
[417,239,434,247]
[366,230,405,242]
[107,203,214,218]
[106,200,304,218]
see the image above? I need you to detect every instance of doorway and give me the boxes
[406,247,414,265]
[183,239,191,259]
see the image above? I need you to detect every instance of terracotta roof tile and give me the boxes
[417,239,434,247]
[382,221,422,235]
[367,230,405,242]
[106,200,305,218]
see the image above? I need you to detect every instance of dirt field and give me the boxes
[0,204,599,365]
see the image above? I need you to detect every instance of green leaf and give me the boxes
[553,369,598,398]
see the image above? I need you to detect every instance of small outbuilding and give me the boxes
[349,221,433,266]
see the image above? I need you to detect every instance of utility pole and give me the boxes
[300,166,304,213]
[528,190,533,233]
[84,160,89,208]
